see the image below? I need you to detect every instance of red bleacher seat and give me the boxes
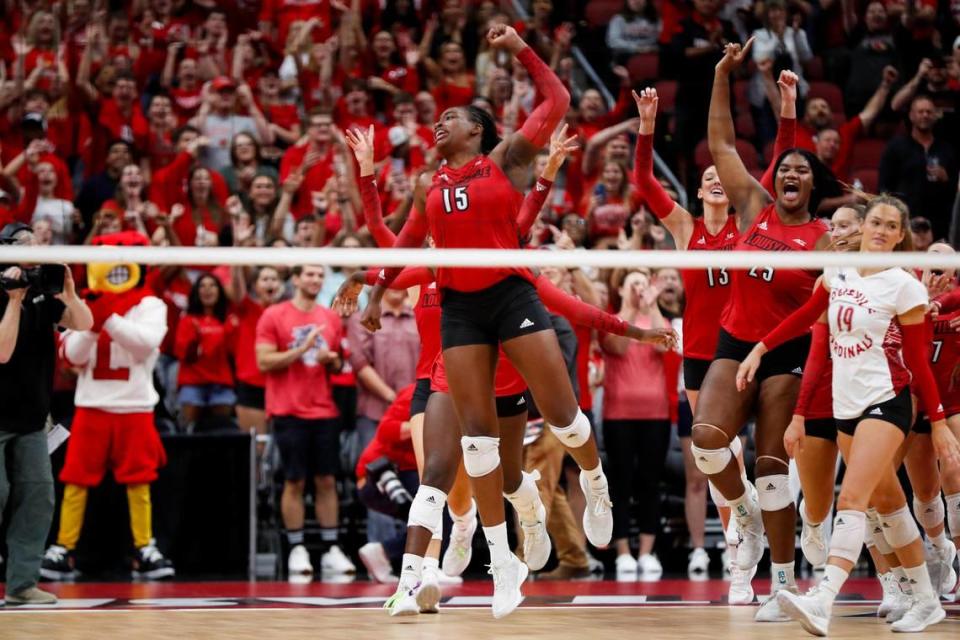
[654,80,678,113]
[850,168,878,193]
[808,81,845,119]
[694,138,760,172]
[804,56,824,81]
[735,111,756,140]
[627,52,659,83]
[585,0,623,28]
[848,138,887,172]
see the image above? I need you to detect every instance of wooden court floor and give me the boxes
[0,605,958,640]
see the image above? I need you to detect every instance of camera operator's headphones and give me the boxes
[0,222,33,244]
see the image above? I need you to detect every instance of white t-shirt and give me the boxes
[825,267,927,419]
[32,197,75,245]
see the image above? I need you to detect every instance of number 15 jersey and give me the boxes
[824,267,927,419]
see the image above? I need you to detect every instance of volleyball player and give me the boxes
[736,196,960,635]
[360,25,617,617]
[631,86,756,601]
[690,39,841,622]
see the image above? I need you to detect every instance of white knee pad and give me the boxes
[830,510,866,563]
[866,508,893,554]
[550,409,591,448]
[461,436,501,478]
[708,479,727,508]
[756,474,793,511]
[912,495,945,531]
[408,485,447,538]
[878,505,921,549]
[692,445,732,475]
[946,493,960,539]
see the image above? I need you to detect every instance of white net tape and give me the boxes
[2,245,960,270]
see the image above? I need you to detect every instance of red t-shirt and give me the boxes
[234,297,270,388]
[259,0,332,48]
[279,144,334,218]
[174,313,238,387]
[431,76,475,115]
[170,86,204,123]
[147,269,191,356]
[355,384,417,480]
[256,300,342,419]
[601,316,669,420]
[680,215,739,360]
[721,205,828,342]
[795,116,863,183]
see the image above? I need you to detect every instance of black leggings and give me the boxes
[602,419,672,540]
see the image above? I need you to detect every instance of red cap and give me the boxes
[211,76,237,92]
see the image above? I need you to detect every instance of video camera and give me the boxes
[0,264,65,296]
[364,456,413,519]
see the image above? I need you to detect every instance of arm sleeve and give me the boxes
[103,297,168,361]
[364,266,434,289]
[902,322,946,422]
[375,205,430,288]
[794,320,830,417]
[535,275,628,336]
[517,178,553,236]
[360,174,397,247]
[634,133,676,219]
[61,330,98,367]
[934,288,960,314]
[516,46,571,148]
[761,284,830,350]
[761,116,797,195]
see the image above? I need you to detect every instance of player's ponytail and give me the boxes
[464,106,501,155]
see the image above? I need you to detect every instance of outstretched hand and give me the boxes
[332,274,364,317]
[777,70,799,104]
[345,125,375,177]
[716,37,754,74]
[544,123,578,175]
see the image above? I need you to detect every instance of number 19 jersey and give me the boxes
[825,267,928,419]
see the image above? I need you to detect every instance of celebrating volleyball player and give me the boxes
[736,195,960,634]
[690,38,840,622]
[631,86,757,602]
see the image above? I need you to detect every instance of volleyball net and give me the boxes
[2,245,960,271]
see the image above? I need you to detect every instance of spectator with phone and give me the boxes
[0,223,92,605]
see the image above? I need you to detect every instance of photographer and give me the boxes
[354,384,418,583]
[0,223,92,605]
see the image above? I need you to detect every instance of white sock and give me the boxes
[423,556,439,572]
[451,499,476,526]
[400,553,423,588]
[929,530,949,550]
[504,471,541,524]
[771,561,796,591]
[819,564,849,598]
[483,522,511,566]
[903,564,935,597]
[893,566,912,594]
[582,463,607,491]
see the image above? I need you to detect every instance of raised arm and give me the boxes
[582,117,641,178]
[862,65,898,126]
[632,88,694,248]
[345,125,396,247]
[487,26,570,179]
[708,38,771,228]
[517,124,577,237]
[761,71,799,195]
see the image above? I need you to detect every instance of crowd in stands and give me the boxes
[0,0,958,578]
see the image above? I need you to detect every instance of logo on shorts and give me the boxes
[792,367,803,375]
[517,397,525,405]
[870,407,883,416]
[520,318,535,329]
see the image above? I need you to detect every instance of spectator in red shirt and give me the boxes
[413,90,438,127]
[141,93,178,178]
[160,44,204,124]
[368,30,420,105]
[76,70,149,177]
[334,79,377,131]
[221,132,280,195]
[279,109,337,218]
[584,161,642,248]
[174,274,238,431]
[101,164,158,237]
[229,264,284,439]
[255,264,354,578]
[422,39,475,115]
[169,166,226,247]
[354,384,420,582]
[254,68,302,149]
[149,126,230,216]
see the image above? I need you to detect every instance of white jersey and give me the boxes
[825,267,927,419]
[61,296,168,413]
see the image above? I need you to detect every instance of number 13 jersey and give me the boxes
[824,267,928,419]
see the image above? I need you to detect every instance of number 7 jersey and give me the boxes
[721,204,829,342]
[60,296,168,413]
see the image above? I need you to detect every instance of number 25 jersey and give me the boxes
[824,267,927,419]
[720,204,828,343]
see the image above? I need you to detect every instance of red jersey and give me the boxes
[174,313,238,387]
[680,215,739,360]
[422,155,532,292]
[721,204,828,343]
[930,312,960,417]
[414,281,442,380]
[235,297,269,388]
[355,385,417,479]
